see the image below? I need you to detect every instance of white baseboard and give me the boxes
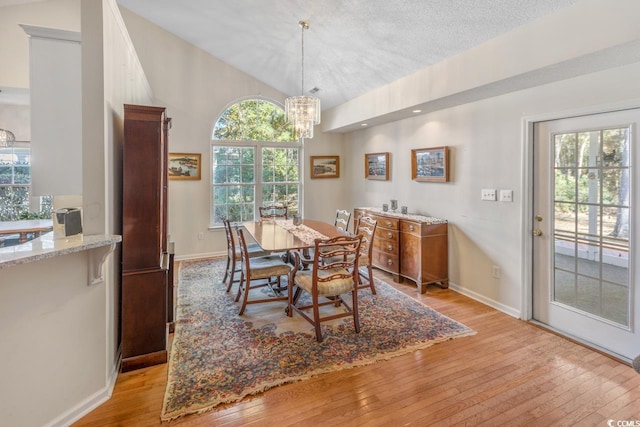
[448,281,521,319]
[174,251,223,262]
[46,351,122,427]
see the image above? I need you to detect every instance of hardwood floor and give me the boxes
[73,266,639,426]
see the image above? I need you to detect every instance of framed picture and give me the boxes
[310,155,340,179]
[411,146,449,182]
[168,153,202,180]
[365,152,390,180]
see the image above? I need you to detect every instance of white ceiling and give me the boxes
[115,0,582,110]
[1,0,583,109]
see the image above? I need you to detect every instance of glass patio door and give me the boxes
[532,109,640,361]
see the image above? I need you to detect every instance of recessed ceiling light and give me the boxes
[361,123,368,127]
[412,109,422,113]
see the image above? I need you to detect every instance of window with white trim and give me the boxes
[0,143,51,222]
[211,98,301,225]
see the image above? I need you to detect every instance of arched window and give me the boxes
[211,98,301,225]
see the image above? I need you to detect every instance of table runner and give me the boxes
[274,219,329,244]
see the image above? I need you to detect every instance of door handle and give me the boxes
[532,229,543,236]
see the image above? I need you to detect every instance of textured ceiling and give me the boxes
[116,0,582,110]
[1,0,583,108]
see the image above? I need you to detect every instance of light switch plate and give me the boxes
[481,189,497,201]
[500,189,513,202]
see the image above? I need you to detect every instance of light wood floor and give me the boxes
[73,267,640,426]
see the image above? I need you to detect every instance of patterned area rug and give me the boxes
[161,258,475,421]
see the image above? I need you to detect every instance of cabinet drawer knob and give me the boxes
[387,232,393,238]
[386,221,392,227]
[388,244,393,251]
[387,259,393,266]
[409,225,415,231]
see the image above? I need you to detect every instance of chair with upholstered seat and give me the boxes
[334,209,351,232]
[300,208,352,267]
[288,234,363,342]
[353,216,378,294]
[235,228,292,315]
[259,204,288,220]
[222,219,270,293]
[321,216,378,294]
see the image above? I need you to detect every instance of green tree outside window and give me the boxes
[212,98,301,224]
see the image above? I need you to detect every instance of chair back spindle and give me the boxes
[259,205,288,220]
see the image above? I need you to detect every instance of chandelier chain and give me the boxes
[299,20,308,95]
[285,19,320,140]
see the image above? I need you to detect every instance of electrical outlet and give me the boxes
[492,265,501,279]
[481,189,497,201]
[197,232,204,240]
[500,189,513,202]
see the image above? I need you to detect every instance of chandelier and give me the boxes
[285,20,321,140]
[0,128,16,148]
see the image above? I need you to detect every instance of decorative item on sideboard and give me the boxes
[401,206,408,214]
[390,200,398,212]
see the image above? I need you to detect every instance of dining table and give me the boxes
[241,218,347,253]
[0,219,54,244]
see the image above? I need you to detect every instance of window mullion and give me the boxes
[255,144,263,220]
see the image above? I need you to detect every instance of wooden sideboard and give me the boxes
[354,208,448,294]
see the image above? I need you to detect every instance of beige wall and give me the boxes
[345,62,640,316]
[0,0,638,424]
[120,0,640,318]
[81,0,154,406]
[0,0,80,89]
[339,0,640,315]
[0,104,30,140]
[119,7,347,259]
[0,0,152,425]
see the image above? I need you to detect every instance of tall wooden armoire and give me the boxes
[121,104,173,372]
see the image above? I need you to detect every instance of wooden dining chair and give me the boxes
[321,216,378,294]
[288,234,363,342]
[297,210,350,269]
[259,204,288,220]
[306,208,351,264]
[334,209,351,232]
[235,228,292,315]
[353,216,378,294]
[222,219,270,293]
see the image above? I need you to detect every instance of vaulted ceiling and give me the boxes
[115,0,582,110]
[1,0,584,109]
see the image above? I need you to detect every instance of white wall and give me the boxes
[344,52,640,316]
[0,0,153,425]
[119,8,347,259]
[0,104,30,140]
[0,252,105,427]
[81,0,154,402]
[119,0,640,317]
[0,0,80,90]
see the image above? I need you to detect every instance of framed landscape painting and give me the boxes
[168,153,202,180]
[411,146,449,182]
[310,155,340,179]
[365,152,390,181]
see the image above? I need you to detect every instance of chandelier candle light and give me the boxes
[285,20,321,140]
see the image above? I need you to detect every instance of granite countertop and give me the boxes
[0,232,122,269]
[357,207,447,224]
